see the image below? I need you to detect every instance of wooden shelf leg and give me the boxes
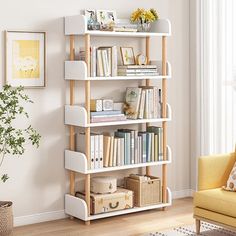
[145,36,151,176]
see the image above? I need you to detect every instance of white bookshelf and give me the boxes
[64,14,172,224]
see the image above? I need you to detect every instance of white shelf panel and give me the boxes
[65,103,172,127]
[65,146,172,174]
[65,188,172,221]
[65,15,171,37]
[65,60,171,81]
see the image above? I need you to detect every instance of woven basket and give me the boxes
[124,175,162,207]
[0,201,13,236]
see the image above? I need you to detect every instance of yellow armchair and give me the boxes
[194,152,236,234]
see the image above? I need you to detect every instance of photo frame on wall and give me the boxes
[5,31,46,88]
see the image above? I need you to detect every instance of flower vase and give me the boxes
[137,22,151,32]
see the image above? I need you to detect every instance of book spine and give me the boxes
[103,136,111,167]
[97,50,104,76]
[154,134,158,162]
[90,135,95,169]
[112,46,118,76]
[117,138,121,166]
[109,136,114,167]
[151,132,155,162]
[139,136,142,163]
[91,115,126,123]
[134,131,138,164]
[94,135,99,169]
[90,110,122,116]
[130,131,134,164]
[145,90,149,119]
[142,134,146,163]
[126,133,131,165]
[138,90,145,119]
[91,46,96,77]
[99,134,103,168]
[153,87,158,118]
[120,138,125,166]
[107,48,112,76]
[113,138,117,167]
[101,50,109,77]
[148,89,154,119]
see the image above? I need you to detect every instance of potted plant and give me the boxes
[0,85,40,236]
[130,8,159,32]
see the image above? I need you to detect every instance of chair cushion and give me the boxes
[223,161,236,192]
[194,188,236,218]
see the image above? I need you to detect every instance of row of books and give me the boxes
[125,86,162,119]
[118,65,159,76]
[79,46,118,77]
[90,110,126,123]
[76,127,163,170]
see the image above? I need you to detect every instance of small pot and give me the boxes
[0,201,13,236]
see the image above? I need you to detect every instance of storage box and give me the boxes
[91,176,117,194]
[76,187,133,215]
[124,175,162,207]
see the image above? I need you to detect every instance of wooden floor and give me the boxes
[14,198,194,236]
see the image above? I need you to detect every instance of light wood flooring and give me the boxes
[14,198,194,236]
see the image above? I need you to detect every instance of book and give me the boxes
[118,65,157,69]
[115,131,130,165]
[154,134,159,162]
[90,110,122,117]
[120,138,125,166]
[111,46,118,76]
[76,133,95,169]
[91,114,126,123]
[138,90,145,119]
[113,138,118,167]
[94,134,99,169]
[101,49,110,77]
[148,89,154,119]
[146,132,151,162]
[144,89,149,119]
[138,136,142,163]
[91,46,97,77]
[97,49,104,76]
[103,135,111,167]
[117,138,121,166]
[125,87,142,119]
[99,135,103,168]
[134,130,138,164]
[151,132,155,162]
[138,132,147,163]
[118,72,159,76]
[109,136,114,167]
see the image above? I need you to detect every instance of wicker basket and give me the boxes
[124,175,162,207]
[0,201,13,236]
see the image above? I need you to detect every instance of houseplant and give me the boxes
[0,85,40,235]
[130,8,159,32]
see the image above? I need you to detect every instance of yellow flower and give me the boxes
[130,8,145,22]
[130,8,159,23]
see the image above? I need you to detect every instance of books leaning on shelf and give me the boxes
[125,86,162,120]
[118,65,159,76]
[76,127,164,170]
[79,46,118,77]
[90,110,126,123]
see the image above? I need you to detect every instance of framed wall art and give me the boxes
[120,47,135,65]
[5,31,46,88]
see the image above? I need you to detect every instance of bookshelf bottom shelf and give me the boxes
[65,188,172,221]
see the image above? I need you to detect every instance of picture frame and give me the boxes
[84,9,97,24]
[120,47,136,65]
[96,10,117,25]
[5,31,46,88]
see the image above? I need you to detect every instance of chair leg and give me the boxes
[196,219,201,235]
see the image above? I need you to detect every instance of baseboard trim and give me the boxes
[172,189,194,199]
[14,210,67,227]
[14,189,194,226]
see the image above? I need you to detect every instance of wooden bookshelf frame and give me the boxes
[65,15,171,224]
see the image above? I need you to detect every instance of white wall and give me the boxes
[0,0,190,225]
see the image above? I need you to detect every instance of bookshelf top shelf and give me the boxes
[65,15,171,37]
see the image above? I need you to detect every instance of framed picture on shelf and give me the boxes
[5,31,46,88]
[120,47,136,65]
[96,10,117,26]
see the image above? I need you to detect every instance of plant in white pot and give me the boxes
[0,85,40,236]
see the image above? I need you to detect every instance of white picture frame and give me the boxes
[96,10,117,25]
[5,31,46,88]
[84,9,97,24]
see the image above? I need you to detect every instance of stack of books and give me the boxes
[79,46,118,77]
[76,127,164,170]
[125,87,162,119]
[118,65,159,76]
[103,127,163,168]
[90,110,126,123]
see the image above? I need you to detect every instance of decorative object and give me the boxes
[130,8,159,32]
[144,222,236,236]
[91,176,117,194]
[136,54,148,65]
[0,85,41,182]
[223,161,236,192]
[96,10,117,28]
[0,202,13,236]
[84,9,100,30]
[0,85,40,235]
[120,47,135,65]
[102,99,113,111]
[5,31,46,88]
[76,187,133,215]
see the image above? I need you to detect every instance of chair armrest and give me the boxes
[198,152,235,191]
